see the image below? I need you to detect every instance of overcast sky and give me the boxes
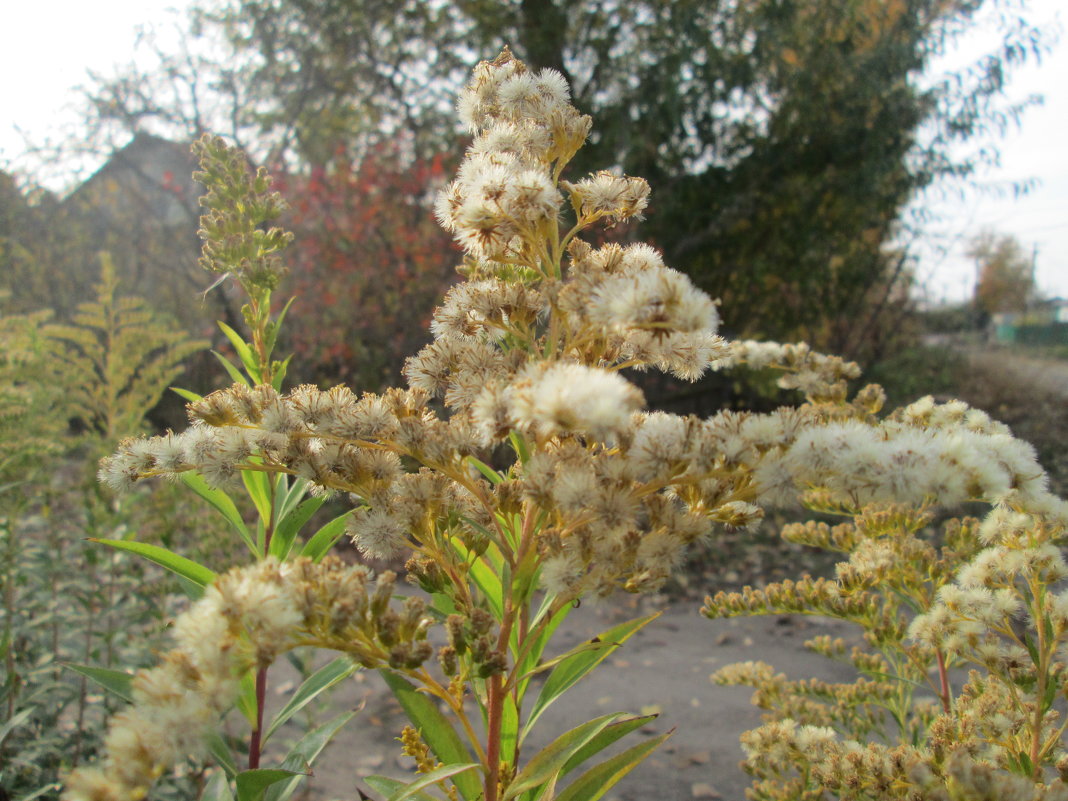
[2,0,1065,303]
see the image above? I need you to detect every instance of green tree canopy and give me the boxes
[75,0,1048,362]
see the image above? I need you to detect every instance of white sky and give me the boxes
[2,0,1065,303]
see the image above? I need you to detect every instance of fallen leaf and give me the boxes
[691,782,722,798]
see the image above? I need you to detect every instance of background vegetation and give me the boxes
[1,0,1065,797]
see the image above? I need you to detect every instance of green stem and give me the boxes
[485,565,522,801]
[1029,580,1049,778]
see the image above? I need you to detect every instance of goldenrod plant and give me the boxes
[707,500,1068,798]
[43,254,207,444]
[66,49,1067,801]
[1,265,212,798]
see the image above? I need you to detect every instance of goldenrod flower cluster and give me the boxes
[64,558,431,801]
[80,48,1068,801]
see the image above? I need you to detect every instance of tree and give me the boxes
[69,0,1048,366]
[969,229,1035,315]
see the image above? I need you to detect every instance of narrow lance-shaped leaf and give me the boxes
[90,538,216,589]
[554,729,673,801]
[235,769,302,801]
[275,476,310,524]
[558,714,654,779]
[269,496,326,560]
[0,708,35,747]
[467,455,505,485]
[202,771,236,801]
[264,296,296,357]
[504,714,623,800]
[218,320,261,383]
[300,511,352,561]
[264,710,357,801]
[242,459,274,527]
[172,386,204,403]
[363,776,437,801]
[63,664,134,704]
[264,657,359,742]
[213,350,253,387]
[450,537,503,621]
[379,670,480,801]
[522,614,659,741]
[206,729,240,779]
[236,670,258,726]
[272,355,292,391]
[380,764,480,801]
[180,472,257,555]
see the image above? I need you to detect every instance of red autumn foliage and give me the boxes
[273,143,461,388]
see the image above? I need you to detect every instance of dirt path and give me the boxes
[272,600,859,801]
[959,346,1068,399]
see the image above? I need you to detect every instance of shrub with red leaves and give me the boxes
[274,143,460,389]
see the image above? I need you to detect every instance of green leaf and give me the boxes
[300,511,352,561]
[264,657,359,743]
[18,784,62,801]
[504,714,622,800]
[1022,631,1040,666]
[263,710,357,801]
[1042,673,1060,714]
[206,730,239,779]
[242,463,274,530]
[172,386,204,403]
[218,321,260,383]
[382,764,479,801]
[363,776,437,801]
[467,456,505,485]
[275,476,309,523]
[522,614,659,742]
[176,573,207,600]
[235,769,301,801]
[379,670,480,801]
[0,707,34,747]
[265,297,296,357]
[271,355,292,391]
[236,670,258,726]
[450,537,503,621]
[90,538,216,589]
[213,349,253,387]
[516,601,571,703]
[508,431,530,464]
[180,472,257,555]
[501,693,519,770]
[63,664,134,703]
[1015,750,1034,776]
[558,714,654,778]
[555,729,672,801]
[202,771,236,801]
[269,496,326,560]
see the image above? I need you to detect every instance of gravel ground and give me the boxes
[266,599,860,801]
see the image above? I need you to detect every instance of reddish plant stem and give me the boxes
[485,537,524,801]
[936,648,951,714]
[249,666,268,769]
[249,480,276,769]
[484,673,504,801]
